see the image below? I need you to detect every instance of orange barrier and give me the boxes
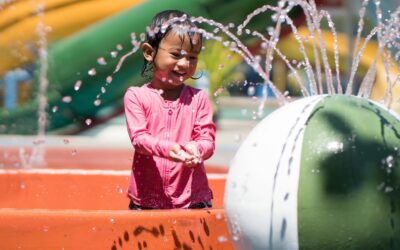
[0,208,232,249]
[0,169,226,209]
[0,168,231,249]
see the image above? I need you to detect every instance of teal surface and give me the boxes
[298,95,400,249]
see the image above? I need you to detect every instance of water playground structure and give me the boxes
[1,0,400,249]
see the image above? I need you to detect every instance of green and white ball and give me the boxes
[224,95,400,250]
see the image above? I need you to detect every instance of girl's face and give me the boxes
[148,30,201,89]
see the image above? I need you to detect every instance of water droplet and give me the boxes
[385,186,394,193]
[385,155,394,168]
[97,57,107,65]
[326,141,344,154]
[85,119,92,126]
[214,87,224,97]
[261,42,268,49]
[71,149,77,156]
[62,96,72,103]
[247,86,256,96]
[106,76,112,84]
[94,99,101,106]
[110,51,118,58]
[218,64,224,70]
[52,106,58,113]
[63,139,69,144]
[267,27,274,36]
[101,87,106,94]
[74,80,82,91]
[42,226,49,232]
[20,182,26,189]
[116,186,124,194]
[140,33,146,41]
[88,68,96,76]
[252,111,257,120]
[110,218,115,223]
[116,44,123,51]
[217,236,227,243]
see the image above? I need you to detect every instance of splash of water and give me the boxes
[110,0,399,113]
[23,0,398,168]
[19,2,49,168]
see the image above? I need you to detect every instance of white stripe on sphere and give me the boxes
[224,96,325,250]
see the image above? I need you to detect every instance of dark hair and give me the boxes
[141,9,202,77]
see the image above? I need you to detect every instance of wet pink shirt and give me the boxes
[124,83,215,208]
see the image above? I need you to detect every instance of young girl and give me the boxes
[124,10,216,209]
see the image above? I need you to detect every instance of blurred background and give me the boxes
[0,0,399,168]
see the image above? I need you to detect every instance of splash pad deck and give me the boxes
[0,146,232,249]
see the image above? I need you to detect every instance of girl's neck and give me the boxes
[151,82,184,101]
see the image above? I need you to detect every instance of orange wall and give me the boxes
[0,208,233,249]
[0,170,227,209]
[0,170,232,249]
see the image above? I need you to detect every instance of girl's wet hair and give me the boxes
[141,9,202,77]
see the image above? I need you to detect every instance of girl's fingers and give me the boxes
[184,143,200,158]
[171,150,195,162]
[170,151,184,162]
[169,144,201,165]
[183,155,202,167]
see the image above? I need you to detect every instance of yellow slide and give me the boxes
[0,0,143,75]
[278,26,400,113]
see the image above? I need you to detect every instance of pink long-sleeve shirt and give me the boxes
[124,83,216,208]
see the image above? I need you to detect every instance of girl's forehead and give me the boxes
[161,30,201,51]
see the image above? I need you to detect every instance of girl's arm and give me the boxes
[189,90,216,160]
[124,88,176,159]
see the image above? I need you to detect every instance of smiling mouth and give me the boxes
[172,71,186,77]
